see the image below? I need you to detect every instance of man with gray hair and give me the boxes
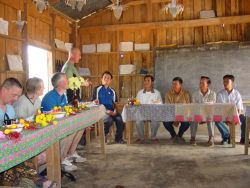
[41,72,86,172]
[41,72,68,112]
[61,47,91,103]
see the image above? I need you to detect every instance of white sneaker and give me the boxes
[68,152,87,163]
[61,158,73,166]
[62,164,78,172]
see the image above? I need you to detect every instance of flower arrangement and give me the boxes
[68,77,85,90]
[51,106,62,114]
[64,104,89,116]
[34,110,57,127]
[128,98,140,106]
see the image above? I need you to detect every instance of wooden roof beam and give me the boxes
[79,15,250,33]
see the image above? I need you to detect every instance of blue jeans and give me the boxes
[103,113,124,142]
[215,122,229,140]
[163,121,190,138]
[215,114,246,140]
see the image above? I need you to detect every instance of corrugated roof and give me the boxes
[52,0,112,20]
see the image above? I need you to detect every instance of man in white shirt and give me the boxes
[216,74,246,145]
[135,75,162,144]
[190,76,216,146]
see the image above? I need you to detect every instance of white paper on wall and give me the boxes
[0,18,8,35]
[55,39,66,50]
[78,68,91,76]
[7,54,23,71]
[82,44,96,53]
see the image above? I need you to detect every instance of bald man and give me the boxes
[61,47,91,103]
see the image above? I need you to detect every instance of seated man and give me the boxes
[0,78,22,126]
[92,71,125,144]
[41,72,86,172]
[190,76,216,146]
[163,77,190,143]
[135,75,162,144]
[216,74,246,145]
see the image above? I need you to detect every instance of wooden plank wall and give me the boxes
[78,0,250,99]
[0,0,74,86]
[0,0,24,84]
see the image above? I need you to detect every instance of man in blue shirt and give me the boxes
[92,71,125,144]
[41,72,86,172]
[41,73,68,112]
[0,78,22,126]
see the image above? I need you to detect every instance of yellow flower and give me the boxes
[134,99,140,105]
[19,119,25,124]
[24,124,30,128]
[41,121,48,127]
[52,121,58,125]
[68,77,84,90]
[10,124,17,129]
[4,129,11,134]
[37,110,42,115]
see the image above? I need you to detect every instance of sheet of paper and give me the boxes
[7,55,23,71]
[0,18,8,35]
[55,39,66,50]
[78,68,91,76]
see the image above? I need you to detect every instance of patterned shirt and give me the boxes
[165,89,190,104]
[192,89,216,104]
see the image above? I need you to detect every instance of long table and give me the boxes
[121,104,240,146]
[0,105,106,187]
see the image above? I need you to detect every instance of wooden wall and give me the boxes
[0,0,25,84]
[0,0,74,86]
[78,0,250,99]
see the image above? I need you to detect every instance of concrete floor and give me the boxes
[62,125,250,188]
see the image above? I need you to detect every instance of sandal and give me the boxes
[0,169,20,186]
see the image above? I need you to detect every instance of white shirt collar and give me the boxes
[199,89,210,97]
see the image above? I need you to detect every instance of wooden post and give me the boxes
[94,123,98,137]
[123,123,127,140]
[98,119,106,154]
[50,13,56,72]
[229,123,236,148]
[46,141,61,187]
[85,127,91,145]
[127,121,132,145]
[245,117,250,155]
[144,121,150,139]
[32,156,39,172]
